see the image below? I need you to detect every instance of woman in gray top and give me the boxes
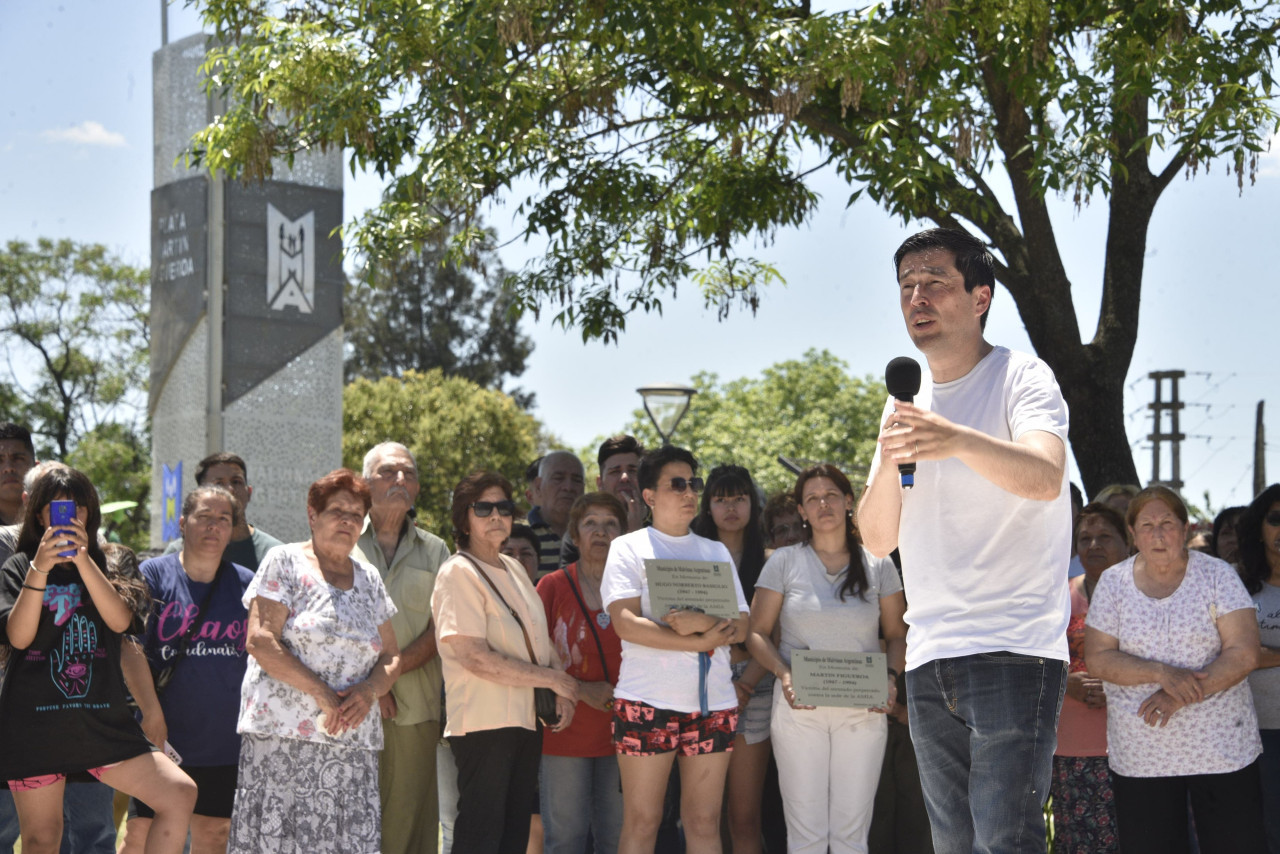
[747,464,907,854]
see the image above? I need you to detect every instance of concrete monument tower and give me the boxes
[150,32,344,545]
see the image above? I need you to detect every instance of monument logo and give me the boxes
[266,204,315,313]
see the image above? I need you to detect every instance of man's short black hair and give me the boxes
[0,423,35,458]
[638,446,698,493]
[893,227,996,329]
[597,435,645,471]
[195,452,248,485]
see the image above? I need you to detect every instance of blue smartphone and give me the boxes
[49,500,77,558]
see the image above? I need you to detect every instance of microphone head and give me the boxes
[885,356,922,400]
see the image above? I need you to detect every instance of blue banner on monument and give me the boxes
[161,462,182,543]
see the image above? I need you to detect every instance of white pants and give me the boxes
[770,681,888,854]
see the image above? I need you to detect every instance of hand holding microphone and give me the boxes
[885,357,922,489]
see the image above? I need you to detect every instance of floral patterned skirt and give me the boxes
[1050,754,1119,854]
[228,733,380,854]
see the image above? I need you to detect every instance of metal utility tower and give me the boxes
[1147,371,1186,491]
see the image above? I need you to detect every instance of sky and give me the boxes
[1,1,1278,512]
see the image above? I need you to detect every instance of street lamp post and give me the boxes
[636,382,697,446]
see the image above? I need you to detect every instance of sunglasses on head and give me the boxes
[1266,512,1280,527]
[665,477,704,494]
[471,500,517,518]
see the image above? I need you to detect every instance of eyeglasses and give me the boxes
[471,500,517,518]
[1265,512,1280,527]
[665,477,704,494]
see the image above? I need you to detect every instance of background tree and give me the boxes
[192,0,1280,496]
[345,216,536,407]
[612,349,884,497]
[343,368,542,541]
[0,238,151,547]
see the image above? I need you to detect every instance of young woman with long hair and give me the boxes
[0,464,195,854]
[691,464,774,854]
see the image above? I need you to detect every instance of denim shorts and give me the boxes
[731,659,775,745]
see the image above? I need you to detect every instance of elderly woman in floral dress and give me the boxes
[228,469,400,854]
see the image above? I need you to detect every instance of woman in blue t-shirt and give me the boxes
[0,464,196,854]
[119,484,255,854]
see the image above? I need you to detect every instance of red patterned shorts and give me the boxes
[612,698,738,757]
[7,763,117,791]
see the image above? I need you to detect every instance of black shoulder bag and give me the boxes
[459,553,560,726]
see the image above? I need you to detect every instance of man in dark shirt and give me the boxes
[162,452,282,570]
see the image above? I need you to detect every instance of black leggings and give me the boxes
[449,726,542,854]
[1112,761,1266,854]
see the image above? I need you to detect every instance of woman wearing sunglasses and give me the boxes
[432,471,578,854]
[601,446,750,854]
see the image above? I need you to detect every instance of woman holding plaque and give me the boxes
[747,463,907,854]
[601,446,750,854]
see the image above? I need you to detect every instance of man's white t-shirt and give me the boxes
[601,527,749,713]
[868,346,1071,670]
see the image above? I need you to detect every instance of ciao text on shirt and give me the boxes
[155,602,248,654]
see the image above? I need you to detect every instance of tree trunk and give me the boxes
[1058,364,1140,498]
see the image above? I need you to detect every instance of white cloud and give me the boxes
[40,121,126,148]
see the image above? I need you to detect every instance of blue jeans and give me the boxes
[539,754,623,854]
[0,781,116,854]
[907,652,1066,854]
[61,782,117,854]
[0,791,17,851]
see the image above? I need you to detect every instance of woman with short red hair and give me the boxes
[228,468,401,854]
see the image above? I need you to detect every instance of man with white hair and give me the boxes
[527,450,585,576]
[352,441,451,854]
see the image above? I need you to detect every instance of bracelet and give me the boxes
[30,565,50,575]
[22,584,47,592]
[886,666,900,680]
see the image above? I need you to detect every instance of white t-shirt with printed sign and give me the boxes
[601,527,749,713]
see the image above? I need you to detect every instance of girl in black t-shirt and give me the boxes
[0,465,196,854]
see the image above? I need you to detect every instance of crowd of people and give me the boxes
[0,227,1276,854]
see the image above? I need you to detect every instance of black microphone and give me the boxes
[885,357,922,489]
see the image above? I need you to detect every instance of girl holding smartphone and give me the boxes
[0,464,195,854]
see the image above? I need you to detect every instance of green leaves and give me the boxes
[0,239,151,549]
[190,0,1277,490]
[344,215,536,407]
[612,348,885,497]
[342,369,541,540]
[190,0,1278,338]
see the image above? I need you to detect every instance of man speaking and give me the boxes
[857,228,1070,854]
